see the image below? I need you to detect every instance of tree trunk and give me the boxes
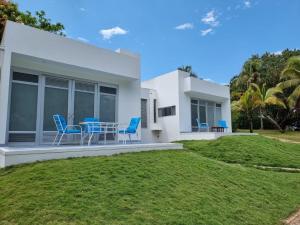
[259,108,264,130]
[264,114,284,133]
[249,115,254,133]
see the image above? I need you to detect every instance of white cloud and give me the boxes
[244,1,251,8]
[99,27,128,40]
[77,37,89,43]
[201,10,219,27]
[221,82,229,86]
[203,78,214,82]
[79,7,86,11]
[201,28,213,36]
[175,23,194,30]
[273,50,282,55]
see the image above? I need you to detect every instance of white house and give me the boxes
[0,21,231,147]
[140,70,232,143]
[0,21,141,146]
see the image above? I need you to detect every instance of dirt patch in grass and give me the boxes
[284,209,300,225]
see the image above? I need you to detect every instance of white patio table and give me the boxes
[79,121,119,145]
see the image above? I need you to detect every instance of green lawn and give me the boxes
[181,135,300,168]
[0,136,300,225]
[238,129,300,143]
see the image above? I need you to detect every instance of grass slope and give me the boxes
[181,135,300,168]
[238,130,300,143]
[0,136,299,225]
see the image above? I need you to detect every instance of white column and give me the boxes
[0,49,12,145]
[222,99,232,132]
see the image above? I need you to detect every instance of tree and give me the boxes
[249,83,286,132]
[178,65,198,78]
[232,88,259,133]
[230,49,300,131]
[0,0,65,41]
[278,56,300,110]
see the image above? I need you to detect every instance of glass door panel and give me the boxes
[43,87,68,131]
[100,94,116,122]
[191,103,198,131]
[10,83,38,131]
[199,105,207,123]
[74,82,95,125]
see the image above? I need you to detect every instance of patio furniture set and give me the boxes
[196,119,229,132]
[52,114,141,146]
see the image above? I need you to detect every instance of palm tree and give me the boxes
[233,58,262,90]
[249,83,286,132]
[278,56,300,110]
[232,88,259,133]
[178,65,198,78]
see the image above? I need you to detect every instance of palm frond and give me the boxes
[281,56,300,79]
[265,86,283,99]
[281,68,300,79]
[277,79,300,89]
[264,96,287,109]
[287,86,300,109]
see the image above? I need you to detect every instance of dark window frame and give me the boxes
[158,105,176,117]
[141,99,148,128]
[153,99,157,123]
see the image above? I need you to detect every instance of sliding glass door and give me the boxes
[43,77,69,131]
[99,86,117,122]
[191,98,222,132]
[74,81,95,125]
[9,72,39,142]
[9,70,119,144]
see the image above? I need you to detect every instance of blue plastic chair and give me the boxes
[217,120,228,132]
[119,117,141,144]
[82,117,104,145]
[53,114,82,145]
[196,118,209,132]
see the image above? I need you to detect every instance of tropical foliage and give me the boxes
[178,65,198,78]
[231,49,300,132]
[0,0,65,41]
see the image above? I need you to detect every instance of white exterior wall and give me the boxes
[178,71,192,133]
[142,71,181,142]
[0,48,12,145]
[140,88,161,143]
[0,21,141,145]
[2,21,139,80]
[142,70,232,142]
[118,80,141,141]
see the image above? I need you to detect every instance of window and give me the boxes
[207,102,215,127]
[9,72,39,142]
[100,86,117,122]
[216,103,222,122]
[191,103,198,131]
[199,105,207,123]
[158,106,176,117]
[100,86,117,95]
[153,99,157,123]
[190,99,223,132]
[43,77,69,131]
[13,72,38,83]
[141,99,147,128]
[74,81,95,125]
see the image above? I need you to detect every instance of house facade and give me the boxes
[141,70,232,142]
[0,21,141,145]
[0,21,231,146]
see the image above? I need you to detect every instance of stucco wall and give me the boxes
[2,21,140,80]
[142,71,181,142]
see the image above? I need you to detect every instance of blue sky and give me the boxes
[16,0,300,84]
